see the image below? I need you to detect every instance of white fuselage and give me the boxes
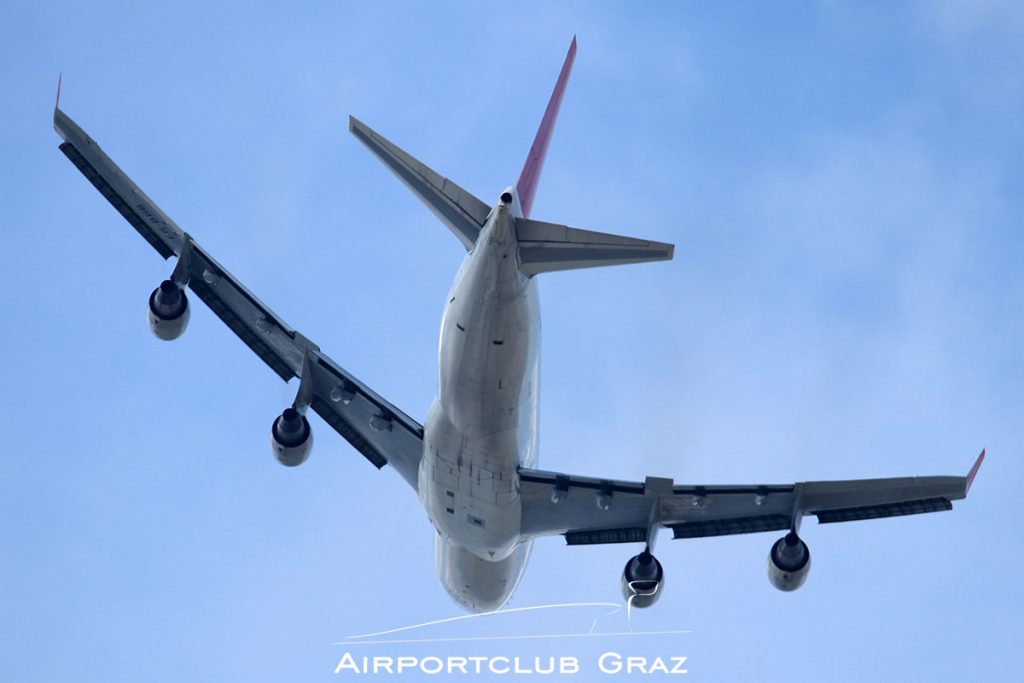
[418,189,540,612]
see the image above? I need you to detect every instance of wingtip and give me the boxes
[966,448,985,494]
[55,72,62,112]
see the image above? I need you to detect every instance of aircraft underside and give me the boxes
[53,35,980,615]
[422,202,539,610]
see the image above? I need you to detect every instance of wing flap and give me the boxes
[306,353,423,486]
[519,469,656,539]
[565,528,647,546]
[669,515,791,540]
[186,246,305,381]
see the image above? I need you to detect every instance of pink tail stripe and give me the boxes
[516,36,577,218]
[966,448,985,494]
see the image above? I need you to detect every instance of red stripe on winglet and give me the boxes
[516,36,577,218]
[966,449,985,494]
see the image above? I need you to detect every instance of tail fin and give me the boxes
[513,38,674,275]
[516,36,577,218]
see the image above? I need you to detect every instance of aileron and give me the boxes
[815,497,953,524]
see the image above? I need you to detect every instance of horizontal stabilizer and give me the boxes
[349,116,489,250]
[516,218,674,275]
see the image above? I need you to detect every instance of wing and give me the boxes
[349,116,490,250]
[54,106,423,490]
[518,450,984,545]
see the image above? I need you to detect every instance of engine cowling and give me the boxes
[148,280,190,340]
[271,408,312,467]
[620,551,664,608]
[767,532,811,591]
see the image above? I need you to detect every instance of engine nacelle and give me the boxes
[620,551,664,609]
[271,408,312,467]
[148,280,190,340]
[767,532,811,591]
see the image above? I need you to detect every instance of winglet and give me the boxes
[516,36,577,219]
[965,449,985,494]
[55,72,62,112]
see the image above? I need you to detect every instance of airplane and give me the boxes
[53,37,983,613]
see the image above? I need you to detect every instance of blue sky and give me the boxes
[3,1,1022,680]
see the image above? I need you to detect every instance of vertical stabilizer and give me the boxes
[516,36,577,218]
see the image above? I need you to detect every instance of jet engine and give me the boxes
[147,280,190,340]
[271,407,312,467]
[620,551,664,608]
[767,532,811,591]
